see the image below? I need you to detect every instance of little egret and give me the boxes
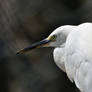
[17,22,92,92]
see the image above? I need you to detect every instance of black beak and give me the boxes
[16,39,51,54]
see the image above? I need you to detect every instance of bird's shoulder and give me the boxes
[66,22,92,61]
[64,22,92,82]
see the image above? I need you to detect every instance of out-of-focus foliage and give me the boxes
[0,0,92,92]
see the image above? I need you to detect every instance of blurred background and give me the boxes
[0,0,92,92]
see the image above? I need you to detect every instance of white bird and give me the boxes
[17,22,92,92]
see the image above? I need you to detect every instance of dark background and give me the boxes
[0,0,92,92]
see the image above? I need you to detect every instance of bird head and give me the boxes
[16,25,76,54]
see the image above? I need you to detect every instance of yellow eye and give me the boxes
[50,35,57,41]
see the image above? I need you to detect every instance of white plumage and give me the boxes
[17,22,92,92]
[65,23,92,92]
[53,23,92,92]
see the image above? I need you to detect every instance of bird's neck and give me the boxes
[53,47,66,72]
[60,43,65,48]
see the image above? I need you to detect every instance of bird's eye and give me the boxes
[50,35,57,41]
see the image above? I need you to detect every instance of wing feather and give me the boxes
[65,23,92,92]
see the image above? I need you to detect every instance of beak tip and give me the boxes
[16,50,24,55]
[16,52,19,55]
[16,51,21,55]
